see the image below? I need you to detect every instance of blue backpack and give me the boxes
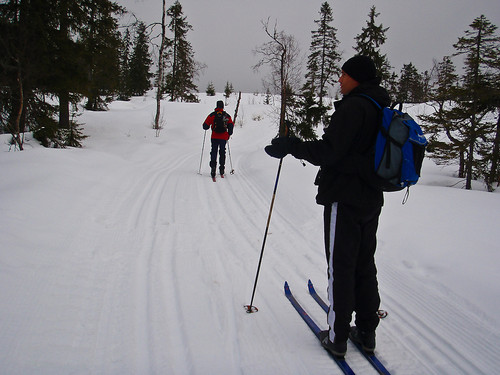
[359,94,428,193]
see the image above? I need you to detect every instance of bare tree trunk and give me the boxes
[487,108,500,191]
[11,68,24,151]
[58,3,71,130]
[465,114,478,190]
[59,90,70,129]
[458,150,465,178]
[253,19,301,137]
[233,91,242,125]
[279,51,287,136]
[154,0,167,137]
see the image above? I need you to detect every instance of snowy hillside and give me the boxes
[1,93,499,374]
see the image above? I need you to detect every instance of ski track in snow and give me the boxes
[1,95,500,374]
[377,261,500,374]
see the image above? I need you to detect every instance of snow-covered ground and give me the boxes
[1,93,499,374]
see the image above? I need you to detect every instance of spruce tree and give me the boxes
[419,57,465,175]
[0,0,85,148]
[48,1,86,131]
[487,53,500,190]
[224,81,233,101]
[1,0,124,147]
[488,108,500,191]
[128,21,153,96]
[117,28,132,100]
[396,63,425,103]
[164,1,199,102]
[1,0,56,149]
[294,2,340,139]
[206,82,216,96]
[452,15,500,189]
[264,88,272,105]
[81,0,123,111]
[353,6,391,83]
[50,0,122,145]
[385,72,399,100]
[303,2,341,108]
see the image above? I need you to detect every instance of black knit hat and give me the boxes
[341,55,377,83]
[216,100,224,109]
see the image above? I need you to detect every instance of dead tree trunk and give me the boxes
[154,0,167,137]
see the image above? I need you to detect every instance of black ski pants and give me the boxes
[210,138,227,171]
[323,202,381,343]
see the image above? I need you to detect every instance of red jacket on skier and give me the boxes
[202,101,234,140]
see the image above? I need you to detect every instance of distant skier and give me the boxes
[202,100,234,179]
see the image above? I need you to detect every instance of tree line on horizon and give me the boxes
[1,1,499,190]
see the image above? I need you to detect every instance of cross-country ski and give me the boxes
[308,280,391,375]
[284,282,356,375]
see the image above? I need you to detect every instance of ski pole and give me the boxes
[198,130,207,175]
[245,156,284,313]
[228,91,241,175]
[227,140,234,174]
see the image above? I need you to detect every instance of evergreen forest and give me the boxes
[1,1,499,190]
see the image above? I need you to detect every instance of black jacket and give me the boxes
[292,79,391,207]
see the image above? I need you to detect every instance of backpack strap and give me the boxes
[357,93,403,112]
[357,94,397,170]
[356,94,387,139]
[357,93,382,109]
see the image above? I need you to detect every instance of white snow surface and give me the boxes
[1,93,500,374]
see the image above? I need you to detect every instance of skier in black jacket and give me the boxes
[265,55,390,357]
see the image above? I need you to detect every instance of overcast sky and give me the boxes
[117,0,500,94]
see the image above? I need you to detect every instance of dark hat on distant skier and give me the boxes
[216,100,224,109]
[341,55,377,83]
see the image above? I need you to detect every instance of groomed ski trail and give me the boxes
[1,94,499,374]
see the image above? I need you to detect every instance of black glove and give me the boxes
[203,124,209,130]
[264,136,299,159]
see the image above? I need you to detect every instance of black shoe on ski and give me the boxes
[319,330,347,358]
[349,326,376,353]
[210,160,216,178]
